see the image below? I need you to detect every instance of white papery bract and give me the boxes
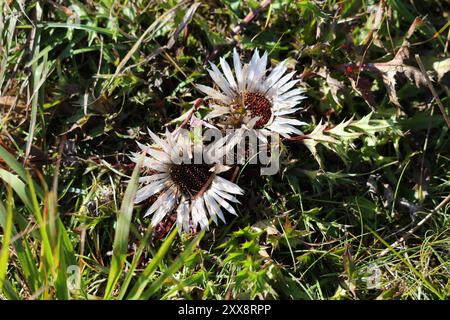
[130,129,244,233]
[197,49,307,138]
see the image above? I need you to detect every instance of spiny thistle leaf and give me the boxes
[302,113,401,166]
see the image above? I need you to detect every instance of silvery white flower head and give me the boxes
[130,128,244,234]
[196,49,307,138]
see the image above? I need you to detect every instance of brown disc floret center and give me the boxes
[169,164,213,196]
[241,91,272,128]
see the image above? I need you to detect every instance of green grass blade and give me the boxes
[26,173,55,271]
[117,223,154,299]
[365,225,445,300]
[126,226,179,300]
[105,1,186,94]
[103,151,145,299]
[24,2,43,163]
[0,278,20,300]
[54,232,69,300]
[37,22,122,37]
[54,219,78,300]
[0,188,13,294]
[0,168,34,211]
[0,1,17,90]
[0,200,40,293]
[0,145,44,198]
[141,230,205,300]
